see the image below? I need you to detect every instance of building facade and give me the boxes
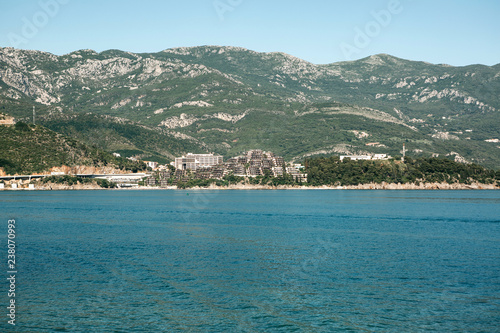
[174,153,223,170]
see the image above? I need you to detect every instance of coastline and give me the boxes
[180,182,499,190]
[1,181,498,191]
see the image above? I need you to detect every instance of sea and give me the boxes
[0,190,499,332]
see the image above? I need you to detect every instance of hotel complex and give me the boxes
[173,153,224,170]
[147,150,308,186]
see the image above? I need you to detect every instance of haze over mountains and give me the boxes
[1,45,499,168]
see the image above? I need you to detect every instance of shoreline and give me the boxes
[1,182,498,191]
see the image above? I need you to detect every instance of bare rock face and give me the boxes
[159,111,250,128]
[1,46,497,113]
[49,165,128,175]
[431,132,460,141]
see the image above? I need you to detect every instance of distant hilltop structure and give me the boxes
[0,114,15,126]
[340,154,390,161]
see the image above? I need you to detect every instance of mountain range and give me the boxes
[1,45,499,168]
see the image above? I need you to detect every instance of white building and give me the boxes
[340,155,372,161]
[145,161,158,169]
[373,154,389,160]
[340,154,390,161]
[285,166,308,182]
[174,153,223,170]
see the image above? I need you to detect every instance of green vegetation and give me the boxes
[305,156,499,186]
[153,168,304,189]
[41,114,206,163]
[0,122,145,175]
[242,170,302,186]
[175,174,246,189]
[95,178,117,188]
[41,175,116,188]
[1,46,499,169]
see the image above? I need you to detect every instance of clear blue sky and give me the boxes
[1,0,499,66]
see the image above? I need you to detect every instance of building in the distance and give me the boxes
[169,150,307,181]
[373,154,388,160]
[0,114,15,126]
[145,161,158,169]
[286,166,308,183]
[340,154,390,161]
[173,153,223,171]
[340,155,373,161]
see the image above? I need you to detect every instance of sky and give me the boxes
[1,0,499,66]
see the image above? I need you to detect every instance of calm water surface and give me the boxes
[0,190,499,332]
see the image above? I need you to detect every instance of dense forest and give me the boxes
[305,156,500,186]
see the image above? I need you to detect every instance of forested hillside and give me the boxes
[306,157,500,186]
[0,121,145,175]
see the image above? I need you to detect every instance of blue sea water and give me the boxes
[0,190,499,332]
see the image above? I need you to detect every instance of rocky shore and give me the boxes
[0,183,106,191]
[334,182,499,190]
[187,182,499,190]
[1,181,498,191]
